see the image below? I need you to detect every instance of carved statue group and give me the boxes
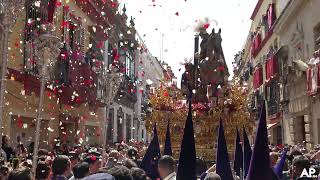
[181,28,228,103]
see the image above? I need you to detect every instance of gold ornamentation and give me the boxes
[146,79,254,160]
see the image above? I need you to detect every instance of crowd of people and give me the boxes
[268,143,320,180]
[1,133,320,180]
[0,135,153,180]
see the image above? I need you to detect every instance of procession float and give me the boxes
[146,24,255,160]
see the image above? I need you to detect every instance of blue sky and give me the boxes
[120,0,257,84]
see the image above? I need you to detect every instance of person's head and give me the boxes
[73,162,90,179]
[204,173,221,180]
[127,148,138,161]
[83,155,102,174]
[52,155,71,177]
[288,149,303,162]
[270,152,279,167]
[123,158,137,169]
[8,167,32,180]
[69,151,80,169]
[106,166,133,180]
[291,155,311,178]
[109,150,120,160]
[131,167,147,180]
[158,155,175,179]
[38,149,49,157]
[36,161,50,180]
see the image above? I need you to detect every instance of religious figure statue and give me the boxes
[181,27,228,103]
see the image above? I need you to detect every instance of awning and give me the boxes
[267,113,281,130]
[267,122,279,130]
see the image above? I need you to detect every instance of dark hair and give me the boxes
[8,168,32,180]
[127,148,138,160]
[288,150,303,162]
[83,155,100,165]
[107,166,133,180]
[293,155,310,171]
[38,149,49,157]
[36,161,50,180]
[131,167,147,180]
[73,162,90,179]
[52,155,70,176]
[158,155,175,172]
[123,158,138,169]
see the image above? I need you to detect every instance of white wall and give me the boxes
[134,45,164,142]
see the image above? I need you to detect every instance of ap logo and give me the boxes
[300,168,318,178]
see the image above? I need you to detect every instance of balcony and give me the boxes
[267,100,279,117]
[115,75,137,109]
[13,48,101,107]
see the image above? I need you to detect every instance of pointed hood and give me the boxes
[246,102,278,180]
[274,150,287,179]
[164,120,173,156]
[234,129,243,176]
[243,126,252,178]
[140,124,161,180]
[176,99,197,180]
[216,120,234,180]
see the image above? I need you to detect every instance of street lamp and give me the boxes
[32,24,61,176]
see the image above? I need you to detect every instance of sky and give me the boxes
[119,0,257,85]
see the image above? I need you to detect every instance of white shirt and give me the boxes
[163,172,176,180]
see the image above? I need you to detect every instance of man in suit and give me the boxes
[158,155,176,180]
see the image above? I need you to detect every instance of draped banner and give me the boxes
[253,66,263,90]
[265,55,278,83]
[48,0,57,23]
[251,33,262,57]
[307,63,320,95]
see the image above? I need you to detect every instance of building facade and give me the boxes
[0,0,143,148]
[134,34,165,142]
[274,0,320,148]
[235,0,320,147]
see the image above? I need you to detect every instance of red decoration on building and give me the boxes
[48,0,58,23]
[265,55,278,83]
[17,117,23,129]
[253,66,263,90]
[307,63,320,96]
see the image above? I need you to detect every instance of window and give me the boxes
[117,108,124,142]
[126,114,131,141]
[68,15,83,53]
[266,80,279,116]
[125,51,134,79]
[107,109,114,141]
[314,23,320,51]
[108,43,114,67]
[62,8,85,55]
[24,0,50,74]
